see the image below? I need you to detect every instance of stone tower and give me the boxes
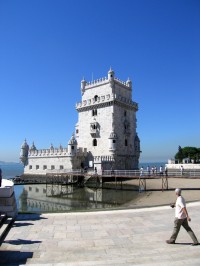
[75,68,140,171]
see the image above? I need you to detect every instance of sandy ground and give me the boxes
[119,177,200,208]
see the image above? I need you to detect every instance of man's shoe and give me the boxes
[191,243,199,246]
[166,240,175,244]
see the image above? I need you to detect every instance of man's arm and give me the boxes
[182,207,191,221]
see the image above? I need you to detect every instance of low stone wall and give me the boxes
[166,163,200,170]
[0,179,18,218]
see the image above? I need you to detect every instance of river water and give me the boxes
[1,162,166,213]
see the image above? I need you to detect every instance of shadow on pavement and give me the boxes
[16,213,48,221]
[0,250,33,265]
[4,239,41,245]
[175,242,192,245]
[12,222,34,227]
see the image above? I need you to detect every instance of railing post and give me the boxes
[139,177,146,192]
[162,176,168,191]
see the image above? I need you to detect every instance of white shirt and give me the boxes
[175,196,187,219]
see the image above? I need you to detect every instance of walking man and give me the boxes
[166,188,199,245]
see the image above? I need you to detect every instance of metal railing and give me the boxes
[101,169,200,178]
[46,168,200,178]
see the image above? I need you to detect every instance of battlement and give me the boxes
[114,77,131,87]
[28,147,87,158]
[85,76,109,88]
[83,76,131,89]
[76,93,138,110]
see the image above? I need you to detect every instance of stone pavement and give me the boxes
[0,202,200,266]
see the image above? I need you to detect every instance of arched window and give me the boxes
[94,95,98,101]
[125,139,128,146]
[93,139,97,146]
[92,109,97,116]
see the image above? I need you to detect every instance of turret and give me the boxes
[50,143,54,153]
[30,142,37,151]
[134,133,141,157]
[108,67,115,81]
[109,113,117,153]
[126,77,132,88]
[20,139,29,166]
[68,133,77,156]
[81,77,87,95]
[109,131,118,152]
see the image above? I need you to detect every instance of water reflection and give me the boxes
[17,183,138,213]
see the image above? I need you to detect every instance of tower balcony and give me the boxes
[90,128,98,138]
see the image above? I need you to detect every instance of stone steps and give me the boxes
[24,248,200,265]
[24,257,200,266]
[0,213,15,245]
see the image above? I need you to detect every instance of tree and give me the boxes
[175,146,183,161]
[175,146,200,163]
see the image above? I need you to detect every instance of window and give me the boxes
[92,109,97,116]
[113,140,116,143]
[51,165,55,170]
[125,139,128,146]
[76,129,79,133]
[71,146,74,150]
[43,165,47,170]
[93,139,97,146]
[60,165,64,170]
[94,95,98,101]
[29,187,32,191]
[124,110,127,116]
[29,165,32,170]
[36,165,39,170]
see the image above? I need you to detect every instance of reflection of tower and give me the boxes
[19,188,28,212]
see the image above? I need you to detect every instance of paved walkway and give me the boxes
[0,202,200,266]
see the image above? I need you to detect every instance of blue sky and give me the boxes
[0,0,199,163]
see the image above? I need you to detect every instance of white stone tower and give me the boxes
[75,68,140,171]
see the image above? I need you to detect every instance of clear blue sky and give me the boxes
[0,0,199,163]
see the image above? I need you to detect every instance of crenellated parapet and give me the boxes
[76,93,138,111]
[29,148,68,157]
[84,76,109,89]
[28,147,87,158]
[82,76,132,90]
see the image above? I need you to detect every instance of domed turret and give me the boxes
[81,77,87,95]
[59,144,63,151]
[50,143,54,150]
[68,133,77,156]
[20,139,29,166]
[126,77,132,88]
[30,142,37,151]
[108,67,115,81]
[109,130,118,152]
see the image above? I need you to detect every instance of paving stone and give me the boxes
[0,202,200,265]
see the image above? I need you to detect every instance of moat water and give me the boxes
[1,162,166,213]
